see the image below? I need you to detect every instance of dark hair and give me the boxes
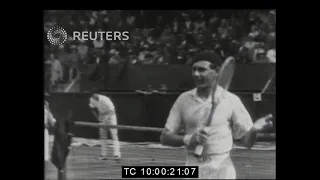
[192,51,222,69]
[91,93,100,101]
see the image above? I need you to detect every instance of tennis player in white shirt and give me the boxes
[160,51,273,179]
[89,93,121,160]
[44,100,56,162]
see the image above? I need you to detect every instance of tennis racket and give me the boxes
[194,56,236,157]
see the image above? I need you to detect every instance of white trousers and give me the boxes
[98,114,121,157]
[44,129,50,161]
[185,152,236,179]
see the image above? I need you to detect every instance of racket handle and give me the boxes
[194,145,204,157]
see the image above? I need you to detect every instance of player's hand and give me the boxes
[190,128,209,146]
[253,114,273,132]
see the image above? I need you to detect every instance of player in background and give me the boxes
[89,93,121,160]
[160,51,273,179]
[44,100,56,161]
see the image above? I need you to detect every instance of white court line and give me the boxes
[64,75,80,92]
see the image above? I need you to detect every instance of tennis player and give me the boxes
[160,51,273,179]
[89,93,121,160]
[44,100,56,161]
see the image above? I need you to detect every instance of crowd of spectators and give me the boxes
[44,10,276,92]
[44,10,276,67]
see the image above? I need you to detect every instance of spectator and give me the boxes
[56,45,70,82]
[69,45,81,82]
[182,15,193,32]
[77,40,89,63]
[93,32,105,52]
[244,34,257,62]
[253,47,267,63]
[47,53,63,91]
[109,49,121,64]
[88,51,104,81]
[44,10,276,67]
[193,19,206,34]
[218,19,231,39]
[266,40,276,63]
[208,14,219,33]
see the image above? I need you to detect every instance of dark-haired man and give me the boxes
[160,51,273,179]
[89,93,121,160]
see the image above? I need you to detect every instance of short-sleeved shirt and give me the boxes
[164,86,253,155]
[89,94,115,116]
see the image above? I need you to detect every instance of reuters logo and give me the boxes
[47,26,67,46]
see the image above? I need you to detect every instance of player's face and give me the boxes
[192,61,217,88]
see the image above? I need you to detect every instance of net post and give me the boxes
[58,166,66,180]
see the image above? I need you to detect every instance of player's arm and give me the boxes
[91,108,99,118]
[240,115,273,148]
[231,96,273,149]
[160,98,185,147]
[240,125,258,149]
[160,95,203,148]
[160,128,185,147]
[230,96,256,149]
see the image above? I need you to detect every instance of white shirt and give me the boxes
[165,86,253,155]
[89,94,115,116]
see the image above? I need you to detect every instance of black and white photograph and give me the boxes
[44,10,276,179]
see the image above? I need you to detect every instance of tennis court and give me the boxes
[45,138,275,179]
